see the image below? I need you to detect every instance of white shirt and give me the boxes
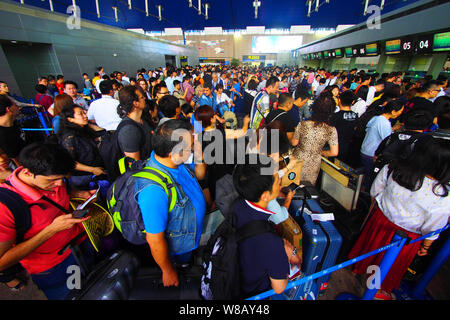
[371,165,450,240]
[430,88,446,103]
[351,98,368,117]
[366,86,377,106]
[87,95,121,131]
[95,79,104,94]
[216,92,232,105]
[311,80,320,93]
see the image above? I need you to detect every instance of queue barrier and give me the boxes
[247,223,449,300]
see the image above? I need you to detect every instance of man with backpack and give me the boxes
[0,143,96,299]
[249,76,280,130]
[202,155,300,299]
[108,120,206,287]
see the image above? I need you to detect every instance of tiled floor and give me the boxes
[1,257,448,300]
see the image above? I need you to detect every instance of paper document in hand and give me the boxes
[76,187,100,210]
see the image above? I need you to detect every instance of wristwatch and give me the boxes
[292,246,297,257]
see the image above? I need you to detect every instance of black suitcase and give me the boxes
[128,265,202,300]
[66,250,140,300]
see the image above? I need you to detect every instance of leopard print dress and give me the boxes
[292,120,338,186]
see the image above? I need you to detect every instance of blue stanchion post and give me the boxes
[411,236,450,299]
[361,231,409,300]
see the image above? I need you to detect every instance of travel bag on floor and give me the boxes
[128,266,202,300]
[66,250,140,300]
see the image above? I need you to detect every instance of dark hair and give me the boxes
[278,92,293,107]
[181,103,193,116]
[356,85,369,101]
[58,104,96,139]
[232,154,275,202]
[99,79,114,95]
[215,83,224,91]
[434,96,450,117]
[258,122,290,156]
[18,142,75,176]
[153,82,167,98]
[418,80,440,94]
[173,80,181,87]
[389,135,450,197]
[152,119,193,158]
[294,86,310,101]
[382,99,404,115]
[0,94,12,117]
[342,82,352,90]
[434,96,450,129]
[35,84,47,94]
[319,78,327,85]
[158,95,180,118]
[117,85,145,118]
[340,90,357,107]
[266,76,279,88]
[63,80,78,89]
[403,108,434,131]
[203,82,213,90]
[248,79,258,91]
[310,93,336,126]
[195,105,215,128]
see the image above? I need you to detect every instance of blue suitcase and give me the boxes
[286,198,342,299]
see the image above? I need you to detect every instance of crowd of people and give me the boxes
[0,62,449,300]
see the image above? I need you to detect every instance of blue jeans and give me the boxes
[31,240,95,300]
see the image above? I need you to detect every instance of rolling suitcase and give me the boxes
[66,250,140,300]
[285,198,342,299]
[128,265,202,300]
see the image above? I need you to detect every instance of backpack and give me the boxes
[98,119,145,181]
[106,161,180,246]
[201,217,278,300]
[372,132,423,179]
[215,174,239,217]
[0,184,31,244]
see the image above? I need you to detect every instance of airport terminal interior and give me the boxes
[0,0,448,303]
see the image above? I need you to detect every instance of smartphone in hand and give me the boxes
[72,209,89,219]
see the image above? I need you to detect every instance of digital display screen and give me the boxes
[324,51,330,58]
[401,38,414,54]
[415,35,433,53]
[433,32,450,52]
[386,39,401,54]
[317,52,323,59]
[345,47,353,57]
[365,43,378,56]
[251,36,304,53]
[335,49,343,57]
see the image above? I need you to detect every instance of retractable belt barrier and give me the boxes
[247,223,449,300]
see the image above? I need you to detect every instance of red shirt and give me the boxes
[0,168,85,274]
[35,94,54,112]
[56,82,64,95]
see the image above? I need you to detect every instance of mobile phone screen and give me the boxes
[73,209,89,219]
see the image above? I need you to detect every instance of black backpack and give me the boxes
[200,216,277,300]
[372,132,424,180]
[0,185,31,244]
[98,119,145,181]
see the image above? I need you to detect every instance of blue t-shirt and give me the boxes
[361,115,393,157]
[198,94,217,112]
[232,199,289,297]
[137,152,206,254]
